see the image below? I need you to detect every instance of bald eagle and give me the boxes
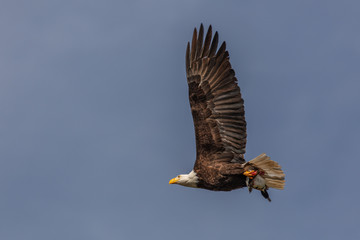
[169,25,285,201]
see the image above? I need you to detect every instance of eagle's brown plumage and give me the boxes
[186,24,247,190]
[170,24,285,200]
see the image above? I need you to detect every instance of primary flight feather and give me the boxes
[169,24,285,201]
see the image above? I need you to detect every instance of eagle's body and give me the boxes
[169,25,285,201]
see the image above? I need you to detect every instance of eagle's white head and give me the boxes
[169,170,199,188]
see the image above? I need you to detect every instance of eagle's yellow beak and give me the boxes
[169,177,179,184]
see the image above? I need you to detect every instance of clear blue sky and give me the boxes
[1,0,359,239]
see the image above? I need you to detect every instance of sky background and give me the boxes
[1,0,360,239]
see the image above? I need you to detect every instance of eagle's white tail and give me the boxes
[248,153,285,190]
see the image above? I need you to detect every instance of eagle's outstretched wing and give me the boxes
[186,24,247,168]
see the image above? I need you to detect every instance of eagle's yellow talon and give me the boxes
[243,170,258,178]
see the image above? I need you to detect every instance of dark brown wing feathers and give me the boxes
[186,24,247,169]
